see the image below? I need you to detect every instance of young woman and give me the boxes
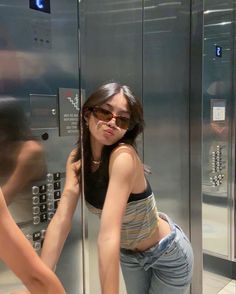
[0,188,66,294]
[41,82,194,294]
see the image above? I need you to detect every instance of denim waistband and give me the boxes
[120,212,177,257]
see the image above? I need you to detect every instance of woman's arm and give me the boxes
[98,146,136,294]
[40,151,80,270]
[0,188,66,294]
[2,141,45,205]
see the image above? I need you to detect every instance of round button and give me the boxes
[47,173,54,182]
[32,186,39,195]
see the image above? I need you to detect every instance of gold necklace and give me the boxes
[92,159,101,165]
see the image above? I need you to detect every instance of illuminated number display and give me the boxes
[30,0,51,13]
[215,46,222,58]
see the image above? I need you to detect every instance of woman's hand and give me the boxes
[63,151,81,196]
[11,290,30,294]
[40,150,81,270]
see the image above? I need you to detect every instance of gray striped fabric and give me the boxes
[86,193,159,249]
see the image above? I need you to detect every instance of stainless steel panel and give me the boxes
[143,1,203,293]
[143,0,190,236]
[202,0,234,260]
[80,0,143,98]
[0,1,82,293]
[80,1,143,293]
[202,0,235,291]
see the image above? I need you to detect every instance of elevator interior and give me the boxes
[0,1,202,294]
[202,0,236,291]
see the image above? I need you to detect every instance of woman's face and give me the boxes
[87,92,130,148]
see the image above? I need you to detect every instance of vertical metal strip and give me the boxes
[190,0,203,293]
[231,0,236,261]
[77,0,89,292]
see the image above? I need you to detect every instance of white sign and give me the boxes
[213,106,225,121]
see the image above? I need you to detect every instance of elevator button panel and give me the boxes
[31,171,62,225]
[210,145,225,187]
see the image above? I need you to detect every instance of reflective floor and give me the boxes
[203,271,236,294]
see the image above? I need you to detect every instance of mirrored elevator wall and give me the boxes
[202,0,236,291]
[0,1,82,293]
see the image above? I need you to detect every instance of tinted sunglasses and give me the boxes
[90,106,130,130]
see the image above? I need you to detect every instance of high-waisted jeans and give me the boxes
[120,212,194,294]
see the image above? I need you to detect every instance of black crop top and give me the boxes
[84,167,152,210]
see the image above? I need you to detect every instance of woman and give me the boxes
[41,82,194,294]
[0,188,66,294]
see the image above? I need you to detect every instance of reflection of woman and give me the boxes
[0,188,66,294]
[41,83,194,294]
[0,97,45,206]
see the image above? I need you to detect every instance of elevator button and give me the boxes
[47,184,54,192]
[32,206,40,215]
[40,213,48,223]
[33,241,41,251]
[47,192,54,200]
[54,182,61,190]
[32,196,39,205]
[54,172,61,181]
[39,185,47,193]
[32,186,39,195]
[54,191,61,199]
[48,201,54,211]
[33,216,40,225]
[33,231,41,241]
[40,204,47,213]
[39,194,47,203]
[48,212,54,220]
[47,173,54,182]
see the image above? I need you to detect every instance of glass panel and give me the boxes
[202,0,234,292]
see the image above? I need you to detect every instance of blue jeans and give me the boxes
[120,212,194,294]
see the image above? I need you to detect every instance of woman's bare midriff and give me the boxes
[132,217,172,252]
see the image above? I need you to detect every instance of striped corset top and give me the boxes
[86,193,159,249]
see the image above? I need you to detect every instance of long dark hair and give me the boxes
[74,82,144,180]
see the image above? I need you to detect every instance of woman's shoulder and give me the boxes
[109,143,140,171]
[111,143,137,158]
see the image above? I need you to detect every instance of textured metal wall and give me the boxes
[0,1,82,293]
[80,1,202,293]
